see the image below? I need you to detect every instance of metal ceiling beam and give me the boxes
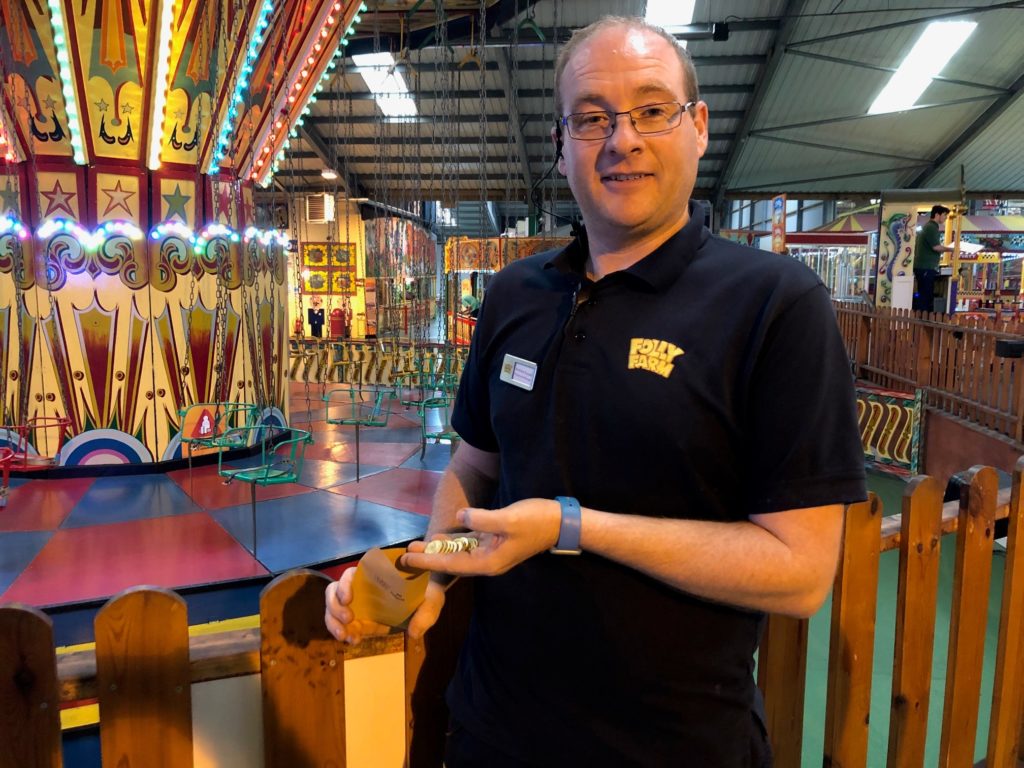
[784,50,1011,94]
[318,84,754,101]
[307,112,745,126]
[285,150,728,163]
[495,48,533,193]
[297,125,367,198]
[342,56,767,73]
[715,0,808,204]
[318,133,735,146]
[787,1,1024,49]
[908,69,1024,188]
[750,134,932,164]
[273,170,720,182]
[733,163,932,191]
[750,93,999,134]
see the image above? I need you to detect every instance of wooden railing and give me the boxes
[835,303,1024,443]
[2,463,1022,767]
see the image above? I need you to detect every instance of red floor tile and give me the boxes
[2,512,267,606]
[305,441,420,468]
[328,468,440,516]
[166,465,315,510]
[0,478,95,532]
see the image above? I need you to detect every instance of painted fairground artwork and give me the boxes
[0,0,367,466]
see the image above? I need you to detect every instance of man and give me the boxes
[913,205,954,312]
[326,16,865,767]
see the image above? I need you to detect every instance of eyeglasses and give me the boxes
[560,101,695,141]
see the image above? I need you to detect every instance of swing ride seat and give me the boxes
[392,366,459,409]
[323,387,390,429]
[217,426,313,557]
[0,416,72,471]
[178,402,262,457]
[419,395,461,460]
[0,447,13,508]
[323,387,391,481]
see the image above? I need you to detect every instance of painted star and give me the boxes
[162,183,191,223]
[43,95,57,112]
[173,109,185,121]
[101,179,135,217]
[41,178,77,218]
[121,104,134,115]
[216,182,233,221]
[0,179,20,215]
[95,99,109,112]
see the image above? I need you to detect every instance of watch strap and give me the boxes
[550,496,582,555]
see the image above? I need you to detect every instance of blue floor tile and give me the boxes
[0,531,52,595]
[210,491,428,573]
[318,463,391,487]
[61,475,202,528]
[400,443,454,472]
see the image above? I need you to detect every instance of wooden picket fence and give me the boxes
[835,302,1024,443]
[2,464,1023,767]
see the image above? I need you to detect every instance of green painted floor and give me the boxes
[796,471,1008,766]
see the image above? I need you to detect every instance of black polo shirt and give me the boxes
[448,203,867,767]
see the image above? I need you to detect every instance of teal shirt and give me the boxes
[914,219,942,270]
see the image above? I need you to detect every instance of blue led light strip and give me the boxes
[209,0,276,174]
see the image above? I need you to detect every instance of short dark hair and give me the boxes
[930,205,950,218]
[553,16,700,117]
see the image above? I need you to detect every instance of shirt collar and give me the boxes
[545,200,708,290]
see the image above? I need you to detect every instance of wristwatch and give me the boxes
[550,496,582,555]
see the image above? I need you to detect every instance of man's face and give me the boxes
[936,212,949,226]
[554,26,708,249]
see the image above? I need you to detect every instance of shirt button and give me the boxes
[574,331,586,341]
[586,298,598,307]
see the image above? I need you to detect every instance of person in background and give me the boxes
[913,204,955,312]
[459,293,481,318]
[326,15,866,767]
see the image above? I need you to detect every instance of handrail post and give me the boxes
[823,494,882,767]
[938,466,998,767]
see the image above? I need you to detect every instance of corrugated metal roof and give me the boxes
[268,0,1024,223]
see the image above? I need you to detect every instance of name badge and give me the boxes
[499,354,537,391]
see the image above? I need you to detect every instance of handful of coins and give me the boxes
[424,536,479,554]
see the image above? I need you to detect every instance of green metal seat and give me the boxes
[419,395,460,459]
[323,387,391,481]
[217,426,313,557]
[178,402,262,492]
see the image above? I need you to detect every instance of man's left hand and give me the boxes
[401,498,561,576]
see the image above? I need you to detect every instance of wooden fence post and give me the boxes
[757,614,809,768]
[986,457,1024,766]
[856,311,872,377]
[916,324,934,389]
[0,604,61,768]
[260,569,346,767]
[887,476,943,768]
[938,466,998,768]
[95,587,194,768]
[823,494,882,767]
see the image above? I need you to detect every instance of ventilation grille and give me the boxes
[306,193,336,223]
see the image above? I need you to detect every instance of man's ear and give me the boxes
[691,101,709,159]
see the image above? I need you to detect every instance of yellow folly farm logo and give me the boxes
[628,338,684,378]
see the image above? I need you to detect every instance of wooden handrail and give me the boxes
[4,470,1023,767]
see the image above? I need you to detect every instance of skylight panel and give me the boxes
[351,52,418,117]
[868,20,977,115]
[644,0,697,47]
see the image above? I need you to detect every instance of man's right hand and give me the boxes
[324,565,447,644]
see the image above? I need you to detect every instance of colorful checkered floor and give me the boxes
[0,383,448,607]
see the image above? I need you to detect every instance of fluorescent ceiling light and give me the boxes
[321,168,339,180]
[351,52,418,117]
[645,0,697,47]
[868,20,977,115]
